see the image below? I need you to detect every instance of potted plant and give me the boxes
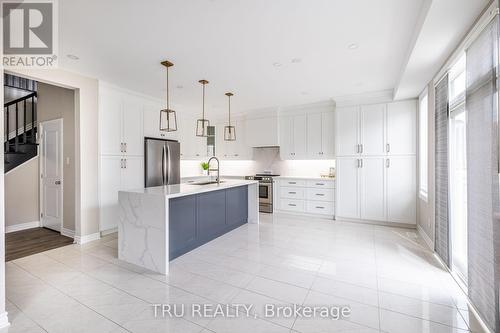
[201,162,209,176]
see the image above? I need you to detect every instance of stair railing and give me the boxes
[4,92,37,153]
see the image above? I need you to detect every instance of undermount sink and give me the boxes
[190,180,225,185]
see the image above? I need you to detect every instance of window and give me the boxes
[419,89,428,200]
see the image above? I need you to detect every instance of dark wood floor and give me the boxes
[6,227,74,261]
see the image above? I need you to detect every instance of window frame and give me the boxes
[419,88,429,201]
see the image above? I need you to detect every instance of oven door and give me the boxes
[259,182,272,204]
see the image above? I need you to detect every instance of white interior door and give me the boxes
[336,157,360,219]
[335,106,359,156]
[40,119,63,232]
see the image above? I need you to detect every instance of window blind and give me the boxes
[435,74,450,267]
[466,18,499,332]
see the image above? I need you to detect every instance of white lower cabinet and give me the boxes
[99,155,144,231]
[336,156,416,225]
[336,158,359,219]
[276,178,335,218]
[360,157,386,222]
[386,156,416,224]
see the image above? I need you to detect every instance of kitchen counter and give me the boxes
[124,179,258,198]
[118,179,259,274]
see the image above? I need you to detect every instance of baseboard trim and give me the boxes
[417,224,434,250]
[273,210,335,221]
[5,221,40,233]
[61,227,75,239]
[0,311,9,329]
[336,217,417,229]
[75,232,100,245]
[100,227,117,236]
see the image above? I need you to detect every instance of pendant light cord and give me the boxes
[166,66,169,110]
[202,82,206,119]
[228,94,231,126]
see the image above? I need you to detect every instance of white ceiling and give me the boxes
[57,0,489,115]
[394,0,490,99]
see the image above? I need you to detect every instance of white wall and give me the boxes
[9,68,100,239]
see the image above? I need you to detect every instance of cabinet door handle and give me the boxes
[289,182,296,184]
[360,159,363,168]
[120,143,123,153]
[289,192,297,194]
[120,159,123,169]
[386,159,390,168]
[315,183,324,186]
[315,206,325,209]
[315,193,325,196]
[357,159,360,168]
[288,204,297,207]
[356,144,360,154]
[124,143,127,153]
[124,159,127,169]
[386,143,390,153]
[360,144,363,154]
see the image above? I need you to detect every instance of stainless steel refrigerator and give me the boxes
[144,138,181,187]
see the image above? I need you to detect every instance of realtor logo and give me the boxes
[2,0,58,67]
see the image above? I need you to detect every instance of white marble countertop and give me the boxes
[275,176,335,181]
[120,179,258,199]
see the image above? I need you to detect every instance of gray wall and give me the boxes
[37,82,76,232]
[417,81,436,246]
[5,157,39,227]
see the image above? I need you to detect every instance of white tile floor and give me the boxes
[1,214,484,333]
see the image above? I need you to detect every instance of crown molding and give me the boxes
[333,89,394,107]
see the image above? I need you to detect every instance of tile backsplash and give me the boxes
[181,147,335,178]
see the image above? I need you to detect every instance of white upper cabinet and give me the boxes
[99,89,123,156]
[360,104,386,156]
[280,110,334,160]
[335,106,359,157]
[386,100,417,155]
[279,114,307,159]
[122,95,144,156]
[99,85,146,157]
[321,112,335,157]
[245,116,279,147]
[307,113,322,157]
[216,120,250,159]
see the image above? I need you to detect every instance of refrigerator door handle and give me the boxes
[162,145,166,185]
[166,144,170,184]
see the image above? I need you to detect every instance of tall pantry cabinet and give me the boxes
[335,100,417,225]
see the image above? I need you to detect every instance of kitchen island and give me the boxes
[117,179,259,274]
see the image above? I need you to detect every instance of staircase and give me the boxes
[4,74,38,173]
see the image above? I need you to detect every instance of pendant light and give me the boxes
[224,92,236,141]
[159,60,177,132]
[196,79,210,137]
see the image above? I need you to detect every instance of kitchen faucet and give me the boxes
[207,156,220,184]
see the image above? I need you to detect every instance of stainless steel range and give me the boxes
[245,174,279,213]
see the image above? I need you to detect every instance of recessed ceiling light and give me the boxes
[291,58,302,63]
[348,43,358,50]
[66,54,79,60]
[273,62,282,68]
